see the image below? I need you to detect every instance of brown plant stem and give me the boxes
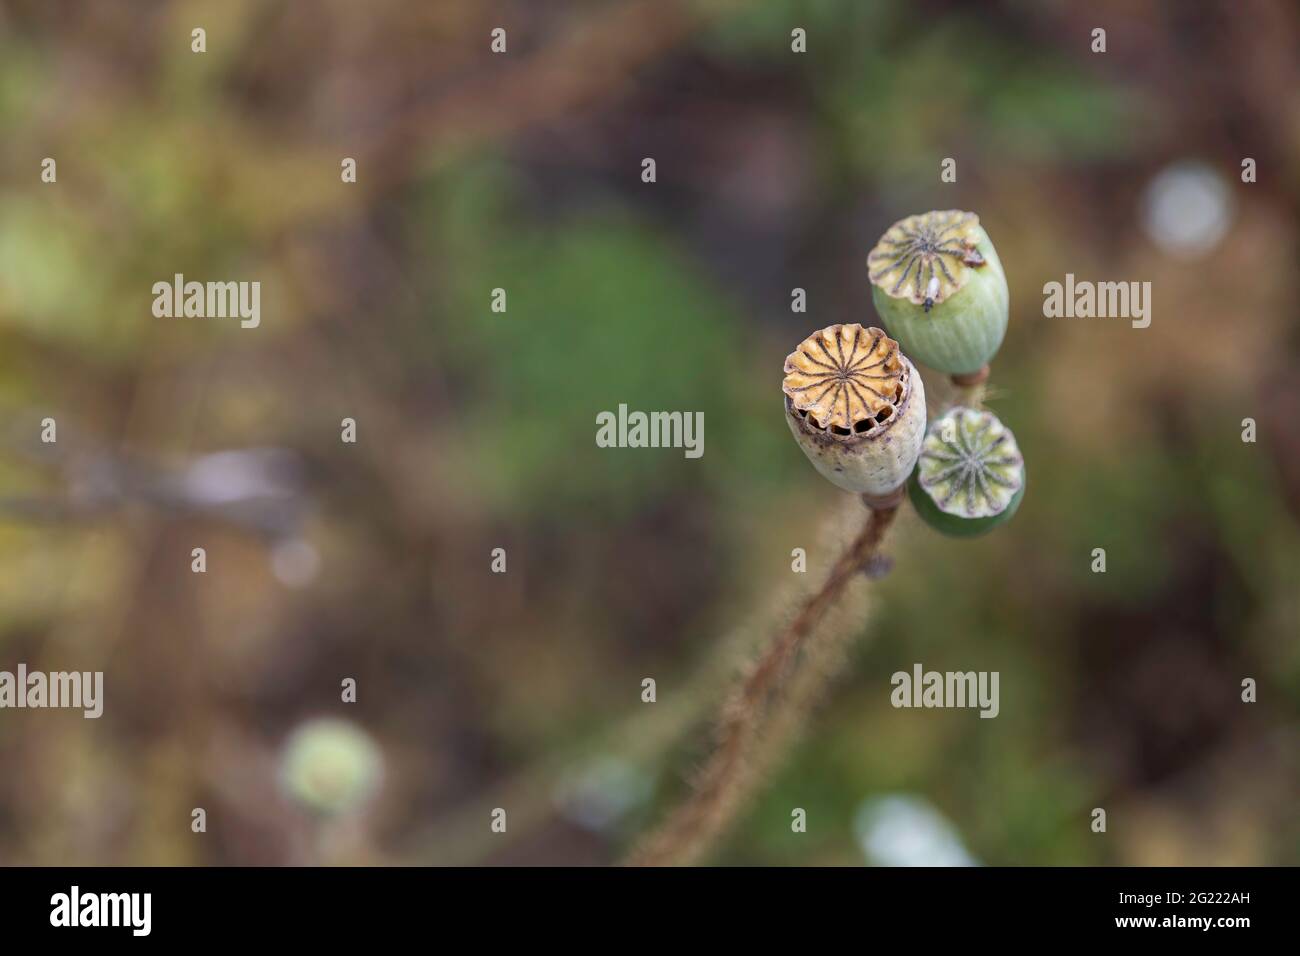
[627,502,899,866]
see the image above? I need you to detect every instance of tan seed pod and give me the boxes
[783,324,927,497]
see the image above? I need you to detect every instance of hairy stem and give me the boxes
[626,503,899,866]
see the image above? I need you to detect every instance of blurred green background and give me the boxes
[0,0,1297,865]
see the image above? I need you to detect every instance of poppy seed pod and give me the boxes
[783,324,926,499]
[279,718,383,816]
[907,406,1025,537]
[867,210,1009,376]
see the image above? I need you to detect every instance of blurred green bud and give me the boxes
[867,210,1008,375]
[783,324,926,499]
[907,406,1024,537]
[280,718,383,816]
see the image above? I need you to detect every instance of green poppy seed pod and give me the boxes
[867,210,1009,375]
[280,718,384,816]
[783,324,926,499]
[907,406,1025,537]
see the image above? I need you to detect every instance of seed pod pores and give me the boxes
[867,210,1009,376]
[783,324,926,497]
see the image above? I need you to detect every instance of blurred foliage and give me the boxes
[420,157,788,520]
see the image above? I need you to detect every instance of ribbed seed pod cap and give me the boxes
[907,406,1025,537]
[783,324,926,496]
[867,210,1009,375]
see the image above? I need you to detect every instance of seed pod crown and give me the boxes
[908,406,1025,537]
[783,324,906,435]
[867,209,986,311]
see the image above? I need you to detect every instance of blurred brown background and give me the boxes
[0,0,1296,865]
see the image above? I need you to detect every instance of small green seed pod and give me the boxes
[280,718,383,816]
[867,210,1009,376]
[907,406,1025,537]
[783,324,926,499]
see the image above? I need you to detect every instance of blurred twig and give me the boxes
[0,421,309,539]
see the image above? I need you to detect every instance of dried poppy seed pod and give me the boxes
[907,406,1025,537]
[783,324,926,500]
[867,210,1009,376]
